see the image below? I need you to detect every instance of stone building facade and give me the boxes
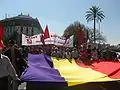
[0,13,43,45]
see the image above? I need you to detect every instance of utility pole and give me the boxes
[5,13,7,19]
[99,22,101,49]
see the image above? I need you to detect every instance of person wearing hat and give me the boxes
[0,40,19,90]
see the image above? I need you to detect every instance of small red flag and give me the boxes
[40,25,50,45]
[0,23,4,49]
[78,29,83,46]
[0,23,4,39]
[44,25,50,39]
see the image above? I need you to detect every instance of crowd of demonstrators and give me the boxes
[3,41,119,64]
[20,44,119,63]
[100,47,119,61]
[19,45,119,67]
[1,39,120,90]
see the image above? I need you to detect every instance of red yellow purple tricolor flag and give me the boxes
[52,58,120,86]
[21,54,120,88]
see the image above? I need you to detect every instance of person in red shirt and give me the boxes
[80,45,87,62]
[80,45,92,65]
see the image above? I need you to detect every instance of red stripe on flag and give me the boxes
[76,60,120,79]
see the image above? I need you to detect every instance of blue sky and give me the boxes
[0,0,120,44]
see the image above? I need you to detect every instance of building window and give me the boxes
[33,27,39,35]
[31,28,34,36]
[4,27,7,36]
[15,26,21,34]
[23,26,27,34]
[8,27,11,34]
[11,26,14,33]
[4,27,6,33]
[28,26,32,36]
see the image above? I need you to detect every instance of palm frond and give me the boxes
[97,13,105,20]
[86,6,105,24]
[86,14,92,19]
[98,10,104,14]
[97,13,105,18]
[97,11,105,15]
[86,16,94,22]
[96,17,102,22]
[97,7,101,11]
[86,11,93,14]
[85,14,93,18]
[90,7,95,13]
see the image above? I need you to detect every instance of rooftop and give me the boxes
[1,13,38,21]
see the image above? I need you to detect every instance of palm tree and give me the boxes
[85,6,105,43]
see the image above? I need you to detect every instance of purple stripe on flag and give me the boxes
[21,53,67,87]
[44,54,53,68]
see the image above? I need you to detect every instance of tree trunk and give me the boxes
[94,17,96,44]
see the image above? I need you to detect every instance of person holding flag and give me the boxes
[40,25,51,55]
[0,24,19,90]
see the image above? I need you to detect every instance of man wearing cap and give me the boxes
[0,40,19,90]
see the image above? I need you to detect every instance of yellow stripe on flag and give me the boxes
[52,58,120,86]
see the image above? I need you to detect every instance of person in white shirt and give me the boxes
[0,40,19,90]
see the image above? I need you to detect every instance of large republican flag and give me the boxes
[21,54,120,88]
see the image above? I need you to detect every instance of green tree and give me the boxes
[63,21,106,46]
[63,21,85,46]
[85,6,105,43]
[88,28,106,43]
